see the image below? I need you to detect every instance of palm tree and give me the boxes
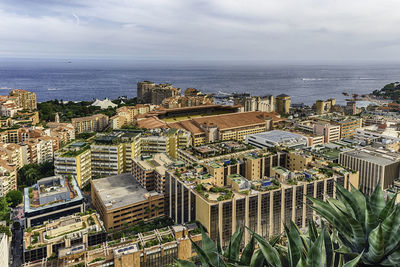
[309,183,400,266]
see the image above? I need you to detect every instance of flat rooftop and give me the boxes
[247,130,308,146]
[92,173,160,210]
[342,147,400,166]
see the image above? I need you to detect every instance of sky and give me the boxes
[1,0,400,61]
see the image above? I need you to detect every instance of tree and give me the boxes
[0,197,10,222]
[6,190,23,207]
[309,183,400,266]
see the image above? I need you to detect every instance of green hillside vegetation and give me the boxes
[372,82,400,101]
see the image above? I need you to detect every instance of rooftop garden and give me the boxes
[185,141,254,159]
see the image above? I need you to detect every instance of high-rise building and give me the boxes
[9,89,37,110]
[71,114,109,134]
[54,141,92,187]
[0,160,17,197]
[315,98,336,115]
[276,94,291,115]
[166,149,359,246]
[234,95,275,112]
[91,173,164,230]
[90,132,141,177]
[137,81,181,105]
[339,147,400,194]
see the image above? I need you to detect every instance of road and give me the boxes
[11,225,23,267]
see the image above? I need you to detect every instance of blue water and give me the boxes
[0,59,399,105]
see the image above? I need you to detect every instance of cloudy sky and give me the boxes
[1,0,400,61]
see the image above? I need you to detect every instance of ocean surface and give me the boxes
[0,59,400,105]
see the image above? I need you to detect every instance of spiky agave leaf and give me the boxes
[193,225,222,267]
[378,192,396,222]
[285,224,302,267]
[239,234,255,265]
[173,257,197,267]
[365,223,384,263]
[380,250,400,267]
[387,206,400,254]
[369,183,386,218]
[249,250,265,267]
[223,226,244,262]
[336,183,364,223]
[365,198,378,237]
[246,227,282,267]
[342,252,363,267]
[305,228,326,267]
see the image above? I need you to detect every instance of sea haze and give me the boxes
[0,59,400,105]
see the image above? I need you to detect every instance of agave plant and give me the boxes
[248,220,361,267]
[173,225,280,267]
[175,221,361,267]
[309,182,400,266]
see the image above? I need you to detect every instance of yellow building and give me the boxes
[315,114,362,139]
[71,114,109,134]
[9,89,37,110]
[166,149,359,247]
[90,132,141,177]
[276,94,291,115]
[54,142,92,187]
[169,111,272,146]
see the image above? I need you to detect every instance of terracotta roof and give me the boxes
[137,117,168,129]
[169,120,204,135]
[192,111,270,130]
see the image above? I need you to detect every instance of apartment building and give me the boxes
[0,142,24,169]
[23,176,84,227]
[71,114,109,134]
[162,95,214,109]
[47,122,76,145]
[55,142,92,187]
[23,212,106,264]
[23,136,55,164]
[0,160,17,197]
[132,153,175,193]
[234,95,275,112]
[276,94,291,115]
[166,151,358,247]
[314,114,362,139]
[137,81,181,105]
[111,104,152,129]
[169,111,272,146]
[91,173,164,230]
[91,132,141,177]
[9,89,37,110]
[339,147,400,194]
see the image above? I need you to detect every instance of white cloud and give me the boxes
[0,0,399,60]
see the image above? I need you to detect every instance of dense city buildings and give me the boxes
[9,89,37,110]
[91,173,164,230]
[23,176,84,227]
[71,114,109,134]
[23,212,106,264]
[234,95,275,112]
[83,224,201,267]
[339,147,400,194]
[169,111,273,146]
[313,114,362,139]
[137,81,181,105]
[166,149,359,246]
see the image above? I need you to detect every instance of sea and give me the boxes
[1,59,400,106]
